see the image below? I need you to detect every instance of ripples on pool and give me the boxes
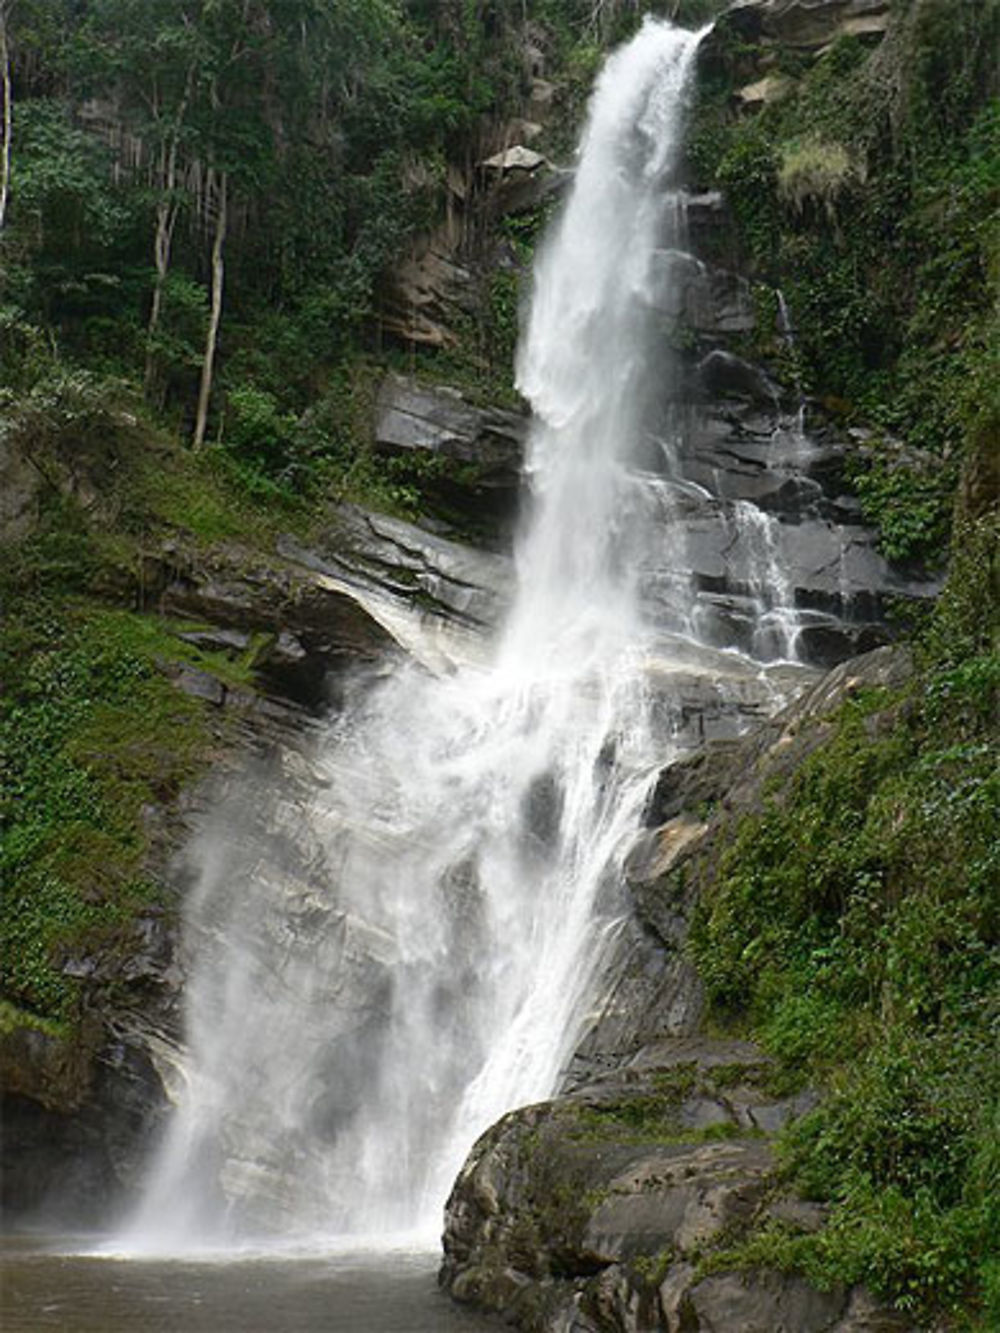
[0,1237,501,1332]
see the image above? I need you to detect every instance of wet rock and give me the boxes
[683,1270,848,1332]
[441,1040,911,1331]
[626,815,709,887]
[375,374,525,485]
[1,1093,118,1226]
[668,644,912,829]
[644,739,751,826]
[681,191,736,270]
[373,374,528,540]
[692,268,757,335]
[0,435,42,542]
[567,930,706,1083]
[635,458,939,668]
[648,252,755,338]
[1,1037,170,1227]
[158,537,402,704]
[280,503,512,648]
[697,350,777,404]
[631,213,942,669]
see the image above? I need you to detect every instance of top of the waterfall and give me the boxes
[515,18,707,431]
[577,19,710,182]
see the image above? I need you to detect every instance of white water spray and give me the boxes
[123,21,761,1253]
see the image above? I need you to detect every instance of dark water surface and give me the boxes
[0,1237,501,1332]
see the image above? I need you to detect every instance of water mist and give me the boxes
[124,20,765,1253]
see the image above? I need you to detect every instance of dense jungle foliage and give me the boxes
[0,0,721,487]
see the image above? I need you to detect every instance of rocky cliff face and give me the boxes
[0,468,526,1225]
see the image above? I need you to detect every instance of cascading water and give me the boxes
[123,20,790,1254]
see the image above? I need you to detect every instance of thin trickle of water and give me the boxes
[776,288,795,347]
[731,499,801,662]
[121,20,787,1255]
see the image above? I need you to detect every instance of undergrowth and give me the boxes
[0,599,230,1024]
[689,515,1000,1324]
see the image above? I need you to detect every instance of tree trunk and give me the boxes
[144,156,175,400]
[0,2,12,234]
[193,169,227,450]
[144,70,194,401]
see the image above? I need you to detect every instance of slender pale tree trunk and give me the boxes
[145,68,194,399]
[0,2,12,234]
[193,168,227,449]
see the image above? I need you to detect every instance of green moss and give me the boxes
[568,1092,752,1148]
[0,601,229,1024]
[688,621,999,1319]
[0,998,67,1040]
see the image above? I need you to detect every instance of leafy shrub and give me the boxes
[848,448,955,565]
[224,385,299,478]
[777,138,861,218]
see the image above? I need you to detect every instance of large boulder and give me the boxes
[442,1040,912,1332]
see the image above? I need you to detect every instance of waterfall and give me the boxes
[122,20,770,1253]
